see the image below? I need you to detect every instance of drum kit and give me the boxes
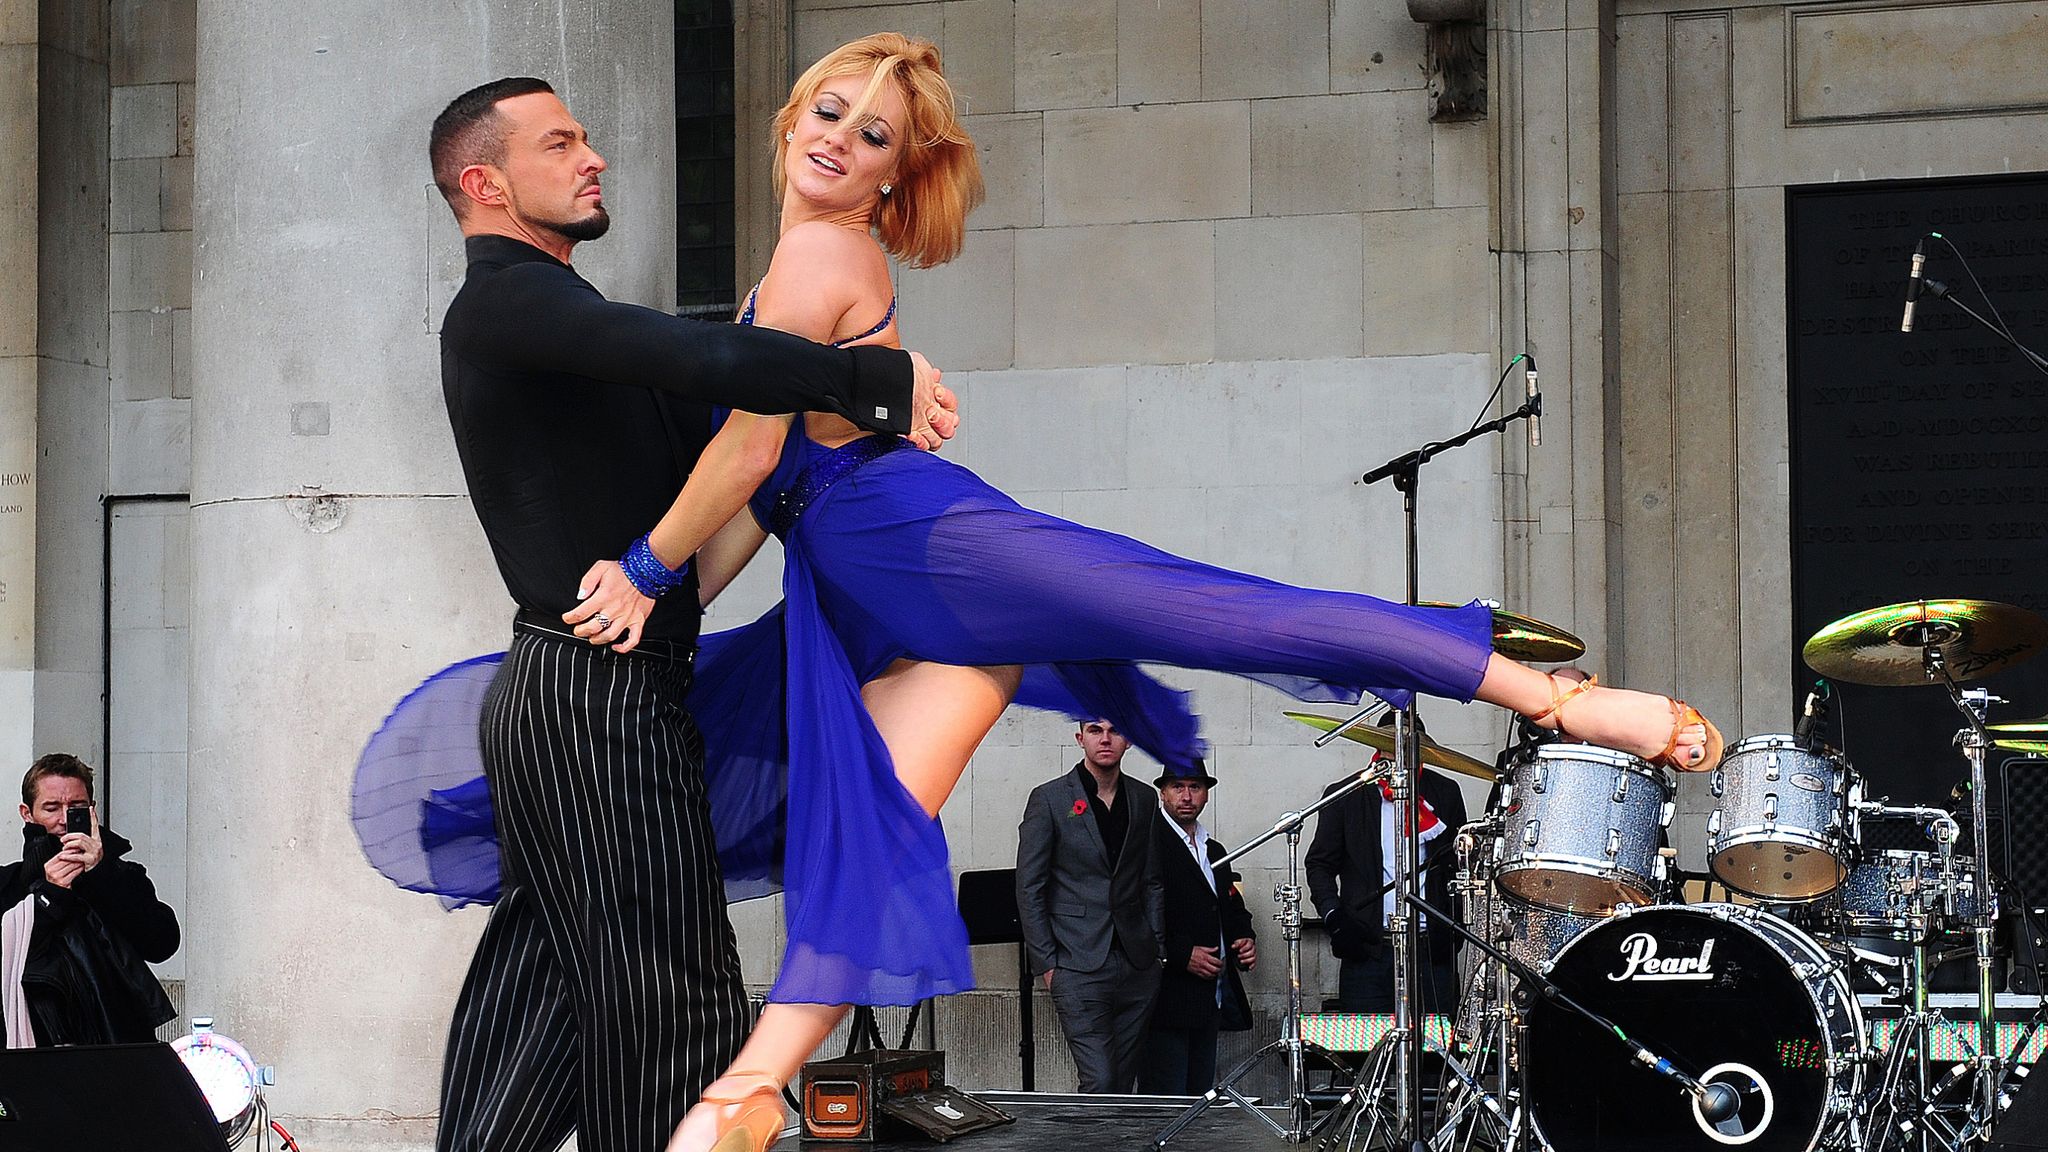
[1306,597,2048,1152]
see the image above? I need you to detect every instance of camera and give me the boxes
[65,804,92,837]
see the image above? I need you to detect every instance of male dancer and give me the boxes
[427,77,952,1152]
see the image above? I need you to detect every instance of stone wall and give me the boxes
[1611,0,2048,865]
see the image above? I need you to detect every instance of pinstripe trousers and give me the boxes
[435,623,750,1152]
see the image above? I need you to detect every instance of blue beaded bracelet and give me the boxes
[619,533,691,599]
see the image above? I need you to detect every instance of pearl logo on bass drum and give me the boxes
[1609,932,1718,981]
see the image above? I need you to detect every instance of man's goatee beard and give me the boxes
[557,208,611,241]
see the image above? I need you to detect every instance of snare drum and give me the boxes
[1708,735,1856,901]
[1495,744,1673,914]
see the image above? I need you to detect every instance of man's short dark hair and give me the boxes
[23,753,94,808]
[429,77,555,212]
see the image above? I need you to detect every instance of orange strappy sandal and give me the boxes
[1531,674,1724,773]
[675,1072,786,1152]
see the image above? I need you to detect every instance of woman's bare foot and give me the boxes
[667,1072,785,1152]
[1529,672,1721,771]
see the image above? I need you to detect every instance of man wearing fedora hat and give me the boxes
[1139,763,1257,1095]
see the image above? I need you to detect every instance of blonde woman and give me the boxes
[560,35,1720,1152]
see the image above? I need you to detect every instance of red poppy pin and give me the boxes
[1070,798,1088,817]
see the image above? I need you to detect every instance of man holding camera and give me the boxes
[0,754,179,1047]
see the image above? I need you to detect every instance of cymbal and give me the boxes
[1285,710,1498,781]
[1802,599,2048,687]
[1989,714,2048,736]
[1994,737,2048,757]
[1421,600,1586,664]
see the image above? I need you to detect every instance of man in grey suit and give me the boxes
[1016,718,1165,1093]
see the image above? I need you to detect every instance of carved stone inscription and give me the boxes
[1788,175,2048,802]
[0,464,28,661]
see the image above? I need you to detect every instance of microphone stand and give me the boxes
[1360,392,1541,1149]
[1917,278,2048,378]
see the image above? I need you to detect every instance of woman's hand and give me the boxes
[564,560,656,652]
[906,354,957,451]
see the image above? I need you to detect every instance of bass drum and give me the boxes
[1525,905,1863,1152]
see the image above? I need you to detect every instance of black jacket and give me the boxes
[1153,825,1255,1031]
[1305,769,1468,962]
[439,235,917,642]
[1016,767,1163,974]
[0,824,180,1045]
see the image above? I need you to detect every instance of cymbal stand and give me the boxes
[1923,644,2005,1139]
[1150,765,1393,1149]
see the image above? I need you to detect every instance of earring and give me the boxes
[784,131,795,142]
[879,182,892,196]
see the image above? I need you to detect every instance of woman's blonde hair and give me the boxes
[773,33,984,269]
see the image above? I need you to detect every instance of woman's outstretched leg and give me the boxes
[1474,654,1718,769]
[668,660,1021,1152]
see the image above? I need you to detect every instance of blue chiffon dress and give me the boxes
[687,286,1498,1001]
[354,300,1498,1010]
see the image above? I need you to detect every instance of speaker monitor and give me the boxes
[1996,758,2048,995]
[0,1042,228,1151]
[1993,1067,2048,1151]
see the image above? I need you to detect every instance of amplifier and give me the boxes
[802,1049,944,1142]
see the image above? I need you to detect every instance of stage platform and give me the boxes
[770,1090,1309,1151]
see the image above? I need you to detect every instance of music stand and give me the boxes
[958,867,1035,1090]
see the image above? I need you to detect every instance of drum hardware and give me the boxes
[1806,598,2048,1145]
[1151,763,1393,1149]
[1287,711,1499,782]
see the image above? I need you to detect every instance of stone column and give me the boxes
[1492,0,1626,676]
[189,4,673,1144]
[19,3,112,767]
[0,1,41,768]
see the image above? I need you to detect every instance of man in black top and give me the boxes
[426,78,954,1152]
[1015,719,1164,1093]
[0,754,179,1047]
[1305,750,1468,1015]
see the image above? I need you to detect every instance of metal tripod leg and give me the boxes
[1148,1033,1355,1147]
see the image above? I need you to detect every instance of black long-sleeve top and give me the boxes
[440,235,918,643]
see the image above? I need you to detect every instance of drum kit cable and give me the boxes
[1290,597,2048,1152]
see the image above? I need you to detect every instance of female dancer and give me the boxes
[562,35,1721,1152]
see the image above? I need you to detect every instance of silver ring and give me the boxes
[593,612,613,629]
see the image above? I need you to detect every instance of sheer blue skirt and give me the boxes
[353,439,1495,1007]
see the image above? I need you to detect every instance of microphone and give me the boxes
[1525,355,1542,449]
[1793,679,1828,750]
[1698,1081,1741,1125]
[1901,237,1928,332]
